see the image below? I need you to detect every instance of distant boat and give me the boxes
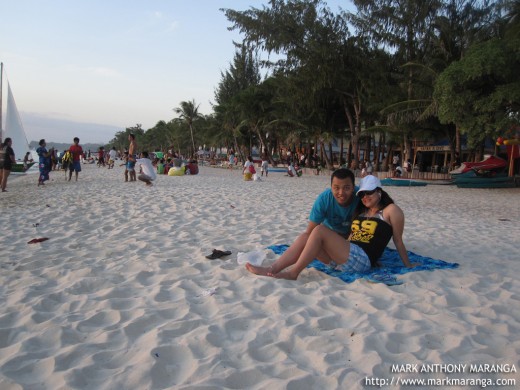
[0,62,35,173]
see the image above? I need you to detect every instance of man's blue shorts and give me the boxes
[69,161,82,172]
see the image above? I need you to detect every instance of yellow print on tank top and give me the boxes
[350,219,379,243]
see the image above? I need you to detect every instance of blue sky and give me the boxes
[1,0,354,144]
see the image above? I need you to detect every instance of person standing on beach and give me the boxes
[61,149,73,176]
[246,168,360,273]
[136,151,157,186]
[227,149,236,170]
[0,137,16,192]
[23,151,33,171]
[36,139,53,187]
[127,134,137,181]
[243,155,254,172]
[68,137,84,181]
[120,151,130,181]
[107,147,117,169]
[261,153,269,177]
[97,147,106,167]
[246,175,415,280]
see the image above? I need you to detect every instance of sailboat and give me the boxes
[0,62,35,173]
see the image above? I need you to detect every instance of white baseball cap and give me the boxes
[356,175,382,196]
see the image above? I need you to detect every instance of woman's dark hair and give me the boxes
[247,155,253,162]
[2,137,12,147]
[39,139,46,146]
[129,133,135,140]
[330,168,355,185]
[353,188,395,219]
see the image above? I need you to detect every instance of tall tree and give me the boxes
[213,47,262,158]
[173,99,202,156]
[349,0,442,160]
[223,0,370,168]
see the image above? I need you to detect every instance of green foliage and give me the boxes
[435,36,520,146]
[107,124,144,152]
[173,99,203,156]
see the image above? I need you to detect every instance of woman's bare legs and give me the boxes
[273,225,350,280]
[1,169,10,191]
[245,231,311,276]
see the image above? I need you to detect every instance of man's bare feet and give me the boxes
[245,263,274,277]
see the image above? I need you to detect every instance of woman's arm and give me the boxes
[386,204,414,268]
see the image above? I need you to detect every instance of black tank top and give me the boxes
[350,213,393,266]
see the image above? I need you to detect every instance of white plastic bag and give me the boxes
[237,249,267,266]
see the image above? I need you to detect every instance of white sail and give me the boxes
[4,83,31,162]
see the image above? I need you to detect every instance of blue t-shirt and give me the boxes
[309,187,360,236]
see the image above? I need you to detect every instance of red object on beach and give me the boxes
[28,237,50,244]
[450,155,507,174]
[187,162,199,175]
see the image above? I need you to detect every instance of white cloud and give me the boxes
[166,21,180,32]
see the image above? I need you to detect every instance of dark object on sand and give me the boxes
[206,249,232,260]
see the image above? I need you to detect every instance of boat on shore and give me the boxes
[380,178,428,187]
[449,155,507,175]
[450,155,518,188]
[452,170,517,188]
[1,62,35,173]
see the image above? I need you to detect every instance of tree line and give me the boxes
[107,0,519,170]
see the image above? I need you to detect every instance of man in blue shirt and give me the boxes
[246,168,359,276]
[308,171,359,237]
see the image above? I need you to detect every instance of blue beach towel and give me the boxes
[267,244,459,286]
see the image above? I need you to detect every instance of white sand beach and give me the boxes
[0,164,519,389]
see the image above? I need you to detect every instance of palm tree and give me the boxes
[173,99,202,156]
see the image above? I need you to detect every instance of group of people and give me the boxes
[36,137,84,186]
[287,161,302,177]
[241,154,271,180]
[246,169,415,280]
[1,132,162,191]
